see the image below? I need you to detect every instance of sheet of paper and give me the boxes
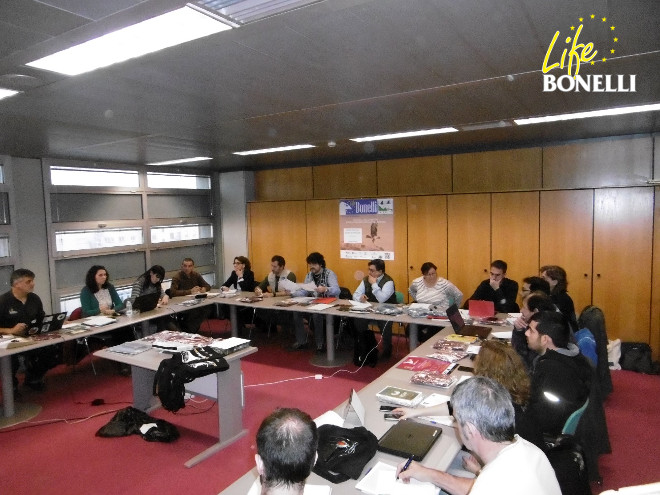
[417,415,454,427]
[420,392,451,407]
[349,300,371,309]
[277,278,317,292]
[409,303,431,310]
[83,316,116,326]
[314,410,345,428]
[491,330,513,339]
[355,461,439,495]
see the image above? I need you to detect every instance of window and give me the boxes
[0,164,4,184]
[50,166,139,187]
[0,236,9,257]
[55,227,143,252]
[147,172,211,189]
[150,223,213,243]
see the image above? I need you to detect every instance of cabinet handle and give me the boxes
[584,273,588,277]
[596,274,601,278]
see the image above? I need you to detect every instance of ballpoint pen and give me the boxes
[397,457,413,480]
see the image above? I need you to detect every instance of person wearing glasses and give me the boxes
[465,259,519,313]
[353,258,397,360]
[222,256,256,292]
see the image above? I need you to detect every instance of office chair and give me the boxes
[562,398,590,435]
[71,307,114,375]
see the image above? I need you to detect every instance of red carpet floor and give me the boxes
[1,329,658,494]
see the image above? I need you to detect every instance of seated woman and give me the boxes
[129,265,175,333]
[129,265,169,306]
[221,256,256,292]
[80,265,124,317]
[540,265,578,332]
[394,340,545,490]
[408,262,463,342]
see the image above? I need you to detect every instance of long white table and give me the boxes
[95,344,257,467]
[219,326,478,494]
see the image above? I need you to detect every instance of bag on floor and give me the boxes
[353,330,378,367]
[620,342,657,374]
[313,425,378,483]
[546,435,592,495]
[96,406,180,442]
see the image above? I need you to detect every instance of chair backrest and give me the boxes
[70,307,83,321]
[562,398,590,435]
[395,291,404,304]
[339,287,353,300]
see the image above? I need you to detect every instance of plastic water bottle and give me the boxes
[125,300,133,317]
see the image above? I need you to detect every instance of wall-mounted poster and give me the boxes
[339,198,394,260]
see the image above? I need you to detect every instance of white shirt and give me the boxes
[470,435,561,495]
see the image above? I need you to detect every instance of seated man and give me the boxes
[465,259,519,313]
[526,311,592,436]
[0,269,59,391]
[253,255,297,334]
[511,291,556,371]
[249,407,319,495]
[397,376,560,495]
[254,255,296,297]
[290,252,340,351]
[519,275,551,301]
[352,259,397,360]
[169,258,211,333]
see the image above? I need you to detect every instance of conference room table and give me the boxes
[219,323,492,495]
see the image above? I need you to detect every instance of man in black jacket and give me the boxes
[526,311,592,436]
[465,260,519,313]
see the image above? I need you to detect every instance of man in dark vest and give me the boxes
[352,259,397,359]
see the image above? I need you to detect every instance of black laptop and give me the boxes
[118,292,159,314]
[27,311,68,336]
[377,420,442,461]
[445,304,492,339]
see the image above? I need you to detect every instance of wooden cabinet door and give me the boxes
[540,190,594,314]
[593,187,654,343]
[407,196,448,288]
[447,194,491,299]
[492,192,540,307]
[248,201,308,281]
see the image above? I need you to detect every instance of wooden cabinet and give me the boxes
[447,194,491,299]
[406,195,449,290]
[491,192,540,307]
[540,190,594,314]
[247,201,308,280]
[592,187,654,343]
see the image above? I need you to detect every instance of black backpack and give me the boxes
[620,342,658,374]
[153,346,229,412]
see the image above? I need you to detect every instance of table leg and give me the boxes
[325,314,335,362]
[131,365,159,412]
[310,314,350,368]
[1,356,14,417]
[184,362,247,467]
[408,322,419,351]
[229,305,238,337]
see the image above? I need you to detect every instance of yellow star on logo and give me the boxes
[602,17,607,22]
[570,25,575,30]
[579,17,583,22]
[614,37,618,42]
[610,25,615,30]
[590,14,595,19]
[602,57,607,62]
[610,49,615,54]
[590,61,595,65]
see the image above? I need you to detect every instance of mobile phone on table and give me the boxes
[379,405,396,412]
[383,413,401,421]
[457,365,474,373]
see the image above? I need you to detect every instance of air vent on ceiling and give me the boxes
[193,0,323,24]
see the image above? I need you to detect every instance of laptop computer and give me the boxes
[446,304,492,339]
[377,419,442,461]
[26,311,68,336]
[468,299,495,318]
[117,292,159,314]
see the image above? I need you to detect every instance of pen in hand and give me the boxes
[397,457,413,480]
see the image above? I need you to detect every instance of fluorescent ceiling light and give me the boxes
[233,144,315,156]
[515,103,660,125]
[195,0,323,24]
[26,6,233,76]
[350,127,458,142]
[0,88,20,101]
[147,156,213,166]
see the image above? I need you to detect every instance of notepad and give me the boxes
[355,461,439,495]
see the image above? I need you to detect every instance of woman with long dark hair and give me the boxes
[80,265,124,317]
[129,265,169,306]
